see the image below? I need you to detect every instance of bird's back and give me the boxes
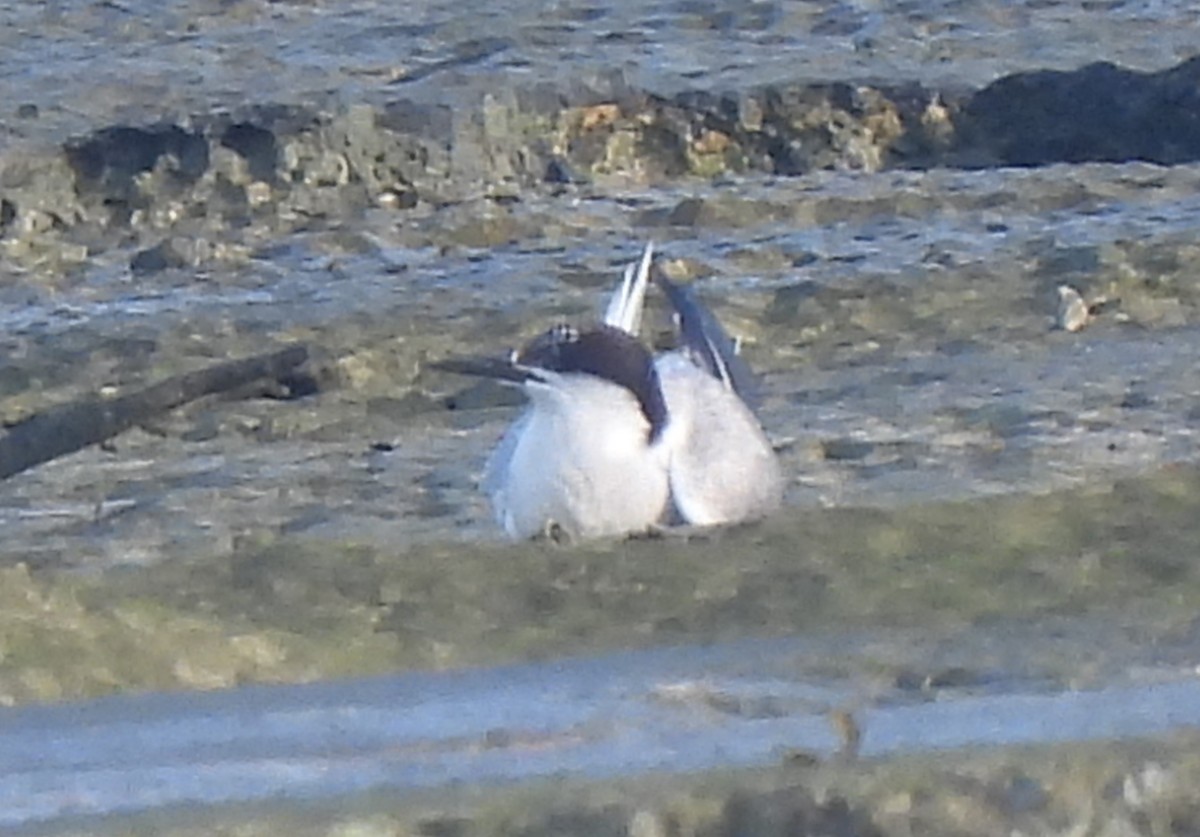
[656,352,784,527]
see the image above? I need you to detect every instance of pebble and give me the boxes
[1056,284,1091,332]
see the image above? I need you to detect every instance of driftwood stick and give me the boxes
[0,345,309,481]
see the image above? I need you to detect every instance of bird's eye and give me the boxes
[516,323,580,367]
[547,324,579,345]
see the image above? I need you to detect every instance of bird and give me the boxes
[434,243,783,541]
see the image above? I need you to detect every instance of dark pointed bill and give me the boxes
[653,270,759,407]
[431,325,669,442]
[427,356,537,385]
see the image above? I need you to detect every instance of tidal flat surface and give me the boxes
[2,0,1200,832]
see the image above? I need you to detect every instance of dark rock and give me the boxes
[65,124,209,203]
[544,156,587,184]
[958,56,1200,166]
[820,438,875,461]
[391,188,419,209]
[764,281,830,328]
[130,239,186,275]
[518,808,627,837]
[1034,245,1101,280]
[220,123,279,183]
[720,787,882,837]
[194,103,321,141]
[377,99,454,143]
[1121,388,1153,410]
[998,773,1049,814]
[13,57,1200,281]
[666,197,706,226]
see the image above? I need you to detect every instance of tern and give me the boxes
[436,243,783,540]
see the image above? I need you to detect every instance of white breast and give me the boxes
[484,372,671,540]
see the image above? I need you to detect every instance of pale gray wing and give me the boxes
[655,354,783,526]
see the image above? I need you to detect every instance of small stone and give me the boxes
[579,103,621,131]
[629,810,668,837]
[246,180,272,207]
[738,96,765,131]
[921,94,954,144]
[829,708,862,760]
[304,150,351,187]
[377,189,418,209]
[17,208,57,237]
[1056,284,1091,332]
[692,129,731,155]
[1124,761,1172,808]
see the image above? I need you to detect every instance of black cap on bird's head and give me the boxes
[431,324,669,443]
[518,324,669,442]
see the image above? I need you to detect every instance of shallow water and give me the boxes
[5,620,1200,829]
